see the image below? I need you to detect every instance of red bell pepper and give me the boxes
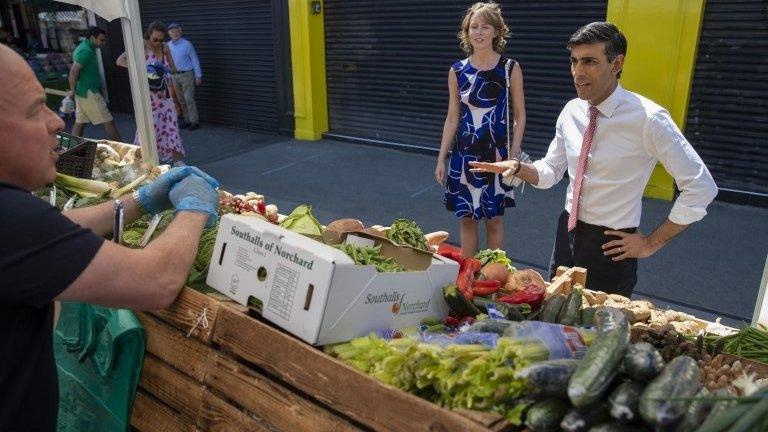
[498,284,546,309]
[439,249,465,265]
[456,258,482,301]
[472,279,501,296]
[444,316,460,327]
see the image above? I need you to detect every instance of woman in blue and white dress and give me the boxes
[435,2,526,258]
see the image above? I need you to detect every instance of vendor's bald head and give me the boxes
[0,44,64,191]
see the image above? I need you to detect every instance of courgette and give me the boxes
[514,358,580,398]
[473,297,524,321]
[542,294,567,323]
[639,355,700,428]
[608,381,644,424]
[568,321,630,408]
[443,284,480,318]
[581,307,597,327]
[525,397,571,432]
[561,402,611,432]
[675,387,711,432]
[594,307,630,335]
[558,287,583,326]
[623,342,665,382]
[527,305,545,320]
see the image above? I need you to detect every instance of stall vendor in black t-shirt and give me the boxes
[0,44,221,431]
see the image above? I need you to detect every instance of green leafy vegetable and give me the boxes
[279,204,324,236]
[333,243,405,272]
[475,249,514,268]
[387,218,428,250]
[327,334,549,424]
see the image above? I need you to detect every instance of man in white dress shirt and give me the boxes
[469,22,717,296]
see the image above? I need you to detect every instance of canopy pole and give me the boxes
[120,1,157,165]
[753,254,768,326]
[54,0,158,165]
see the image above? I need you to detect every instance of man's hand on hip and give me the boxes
[195,78,202,86]
[602,230,657,261]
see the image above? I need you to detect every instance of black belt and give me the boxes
[172,70,192,75]
[566,211,637,235]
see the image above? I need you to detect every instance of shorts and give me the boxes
[75,90,113,125]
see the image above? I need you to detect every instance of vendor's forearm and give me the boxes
[647,218,689,252]
[63,194,144,237]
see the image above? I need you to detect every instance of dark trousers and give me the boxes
[549,211,638,297]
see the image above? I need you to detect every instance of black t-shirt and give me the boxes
[0,183,104,431]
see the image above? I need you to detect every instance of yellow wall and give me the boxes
[607,0,705,201]
[288,0,328,140]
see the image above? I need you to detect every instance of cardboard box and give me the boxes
[206,214,458,345]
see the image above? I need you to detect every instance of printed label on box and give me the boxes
[267,263,299,321]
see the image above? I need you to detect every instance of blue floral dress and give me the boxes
[444,56,516,219]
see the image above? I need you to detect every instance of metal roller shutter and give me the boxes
[323,1,606,157]
[136,0,283,133]
[685,0,768,202]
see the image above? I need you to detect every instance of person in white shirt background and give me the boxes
[167,23,202,130]
[469,21,718,297]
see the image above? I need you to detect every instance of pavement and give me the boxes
[80,113,768,326]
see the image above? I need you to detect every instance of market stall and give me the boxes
[45,137,768,431]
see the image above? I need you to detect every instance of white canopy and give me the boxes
[55,0,158,165]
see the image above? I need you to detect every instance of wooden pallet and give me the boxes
[130,287,515,432]
[545,266,588,298]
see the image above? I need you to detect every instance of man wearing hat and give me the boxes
[167,23,202,130]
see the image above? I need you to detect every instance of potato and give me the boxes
[583,289,598,305]
[607,293,631,304]
[326,218,365,233]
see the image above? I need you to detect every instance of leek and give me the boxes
[55,173,112,197]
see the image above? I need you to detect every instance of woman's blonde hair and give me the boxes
[458,2,509,54]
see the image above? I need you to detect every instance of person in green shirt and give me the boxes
[68,27,121,141]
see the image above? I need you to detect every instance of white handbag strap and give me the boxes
[505,58,512,160]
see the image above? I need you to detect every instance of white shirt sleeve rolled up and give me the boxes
[645,111,718,225]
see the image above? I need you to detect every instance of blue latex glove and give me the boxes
[169,174,219,227]
[137,166,218,215]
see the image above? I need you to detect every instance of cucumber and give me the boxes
[568,323,630,408]
[443,284,480,318]
[608,381,644,424]
[514,359,580,397]
[561,402,611,432]
[594,307,630,335]
[525,397,571,432]
[542,294,566,323]
[558,287,583,326]
[473,297,524,321]
[581,307,597,327]
[588,422,647,432]
[675,387,711,432]
[623,342,665,382]
[527,304,545,320]
[639,355,700,428]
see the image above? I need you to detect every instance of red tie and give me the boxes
[568,105,599,232]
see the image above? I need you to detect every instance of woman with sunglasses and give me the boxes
[117,21,185,166]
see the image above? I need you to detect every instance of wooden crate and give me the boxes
[130,287,515,432]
